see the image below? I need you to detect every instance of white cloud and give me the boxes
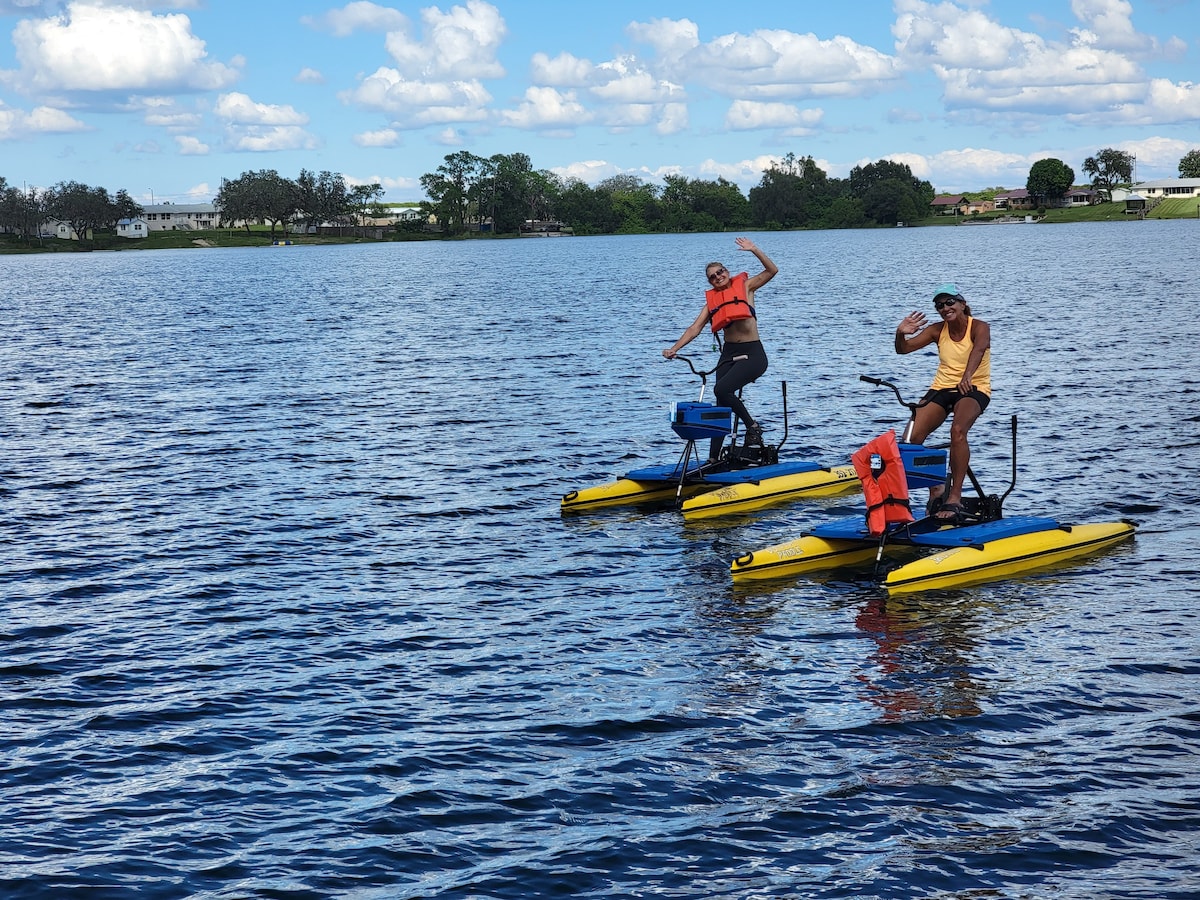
[214,92,308,126]
[1108,78,1200,126]
[295,67,326,85]
[592,59,682,104]
[1069,0,1154,55]
[144,109,202,129]
[549,159,624,184]
[354,127,400,147]
[11,1,238,94]
[891,0,1185,122]
[656,102,688,135]
[530,51,595,88]
[725,100,823,131]
[212,92,316,151]
[684,27,900,99]
[867,147,1050,192]
[175,134,208,155]
[302,1,407,37]
[225,125,320,153]
[347,174,418,193]
[499,86,591,130]
[0,100,87,139]
[1119,136,1197,175]
[384,0,506,80]
[698,154,826,186]
[626,17,700,65]
[343,67,492,124]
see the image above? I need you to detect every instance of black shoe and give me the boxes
[743,423,764,446]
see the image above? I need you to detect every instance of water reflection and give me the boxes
[854,593,986,723]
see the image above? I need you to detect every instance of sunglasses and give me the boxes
[707,267,727,281]
[933,297,961,310]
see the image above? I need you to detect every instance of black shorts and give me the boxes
[919,387,991,414]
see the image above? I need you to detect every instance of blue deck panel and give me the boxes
[809,514,1063,546]
[810,516,874,540]
[904,516,1061,547]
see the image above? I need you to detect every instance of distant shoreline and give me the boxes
[3,205,1196,256]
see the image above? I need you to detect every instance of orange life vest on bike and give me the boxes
[705,272,755,334]
[852,430,915,537]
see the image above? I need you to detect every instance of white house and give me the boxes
[44,220,82,240]
[1132,177,1200,199]
[117,217,148,239]
[142,202,219,231]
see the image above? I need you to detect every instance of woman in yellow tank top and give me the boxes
[894,283,992,520]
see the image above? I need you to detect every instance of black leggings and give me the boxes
[711,340,768,456]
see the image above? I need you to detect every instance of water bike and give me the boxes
[730,375,1137,592]
[560,355,858,519]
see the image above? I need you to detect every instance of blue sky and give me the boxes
[1,0,1197,205]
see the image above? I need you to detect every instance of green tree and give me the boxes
[554,179,617,235]
[1081,148,1133,201]
[527,169,562,225]
[1178,149,1200,178]
[486,152,535,234]
[347,182,386,230]
[214,169,298,238]
[109,189,143,229]
[817,196,867,229]
[596,174,659,233]
[862,179,918,226]
[748,153,831,228]
[660,175,749,232]
[255,170,298,239]
[420,150,486,234]
[848,160,933,225]
[295,169,349,232]
[1026,158,1075,205]
[0,183,48,242]
[214,172,258,234]
[45,181,113,244]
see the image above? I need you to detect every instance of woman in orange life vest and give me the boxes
[662,237,779,462]
[894,283,992,521]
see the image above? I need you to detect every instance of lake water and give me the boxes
[2,223,1198,899]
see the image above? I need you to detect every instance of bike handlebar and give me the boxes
[860,374,917,412]
[673,354,719,381]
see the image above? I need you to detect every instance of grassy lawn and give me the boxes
[1,226,439,254]
[915,198,1200,226]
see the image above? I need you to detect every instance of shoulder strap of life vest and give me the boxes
[851,429,915,537]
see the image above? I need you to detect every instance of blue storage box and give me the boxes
[671,401,732,440]
[898,442,947,489]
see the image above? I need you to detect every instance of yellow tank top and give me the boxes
[931,316,991,395]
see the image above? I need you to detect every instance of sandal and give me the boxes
[934,501,964,523]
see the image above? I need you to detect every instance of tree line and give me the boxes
[213,169,388,240]
[4,146,1199,248]
[0,168,389,246]
[419,150,937,235]
[0,178,142,243]
[418,145,1200,235]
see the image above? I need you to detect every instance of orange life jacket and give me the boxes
[705,272,755,334]
[852,430,915,537]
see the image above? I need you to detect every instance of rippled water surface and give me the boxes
[3,224,1198,899]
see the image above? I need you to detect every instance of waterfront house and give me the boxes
[142,202,219,231]
[994,189,1033,210]
[117,217,148,239]
[1133,177,1200,199]
[931,195,964,216]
